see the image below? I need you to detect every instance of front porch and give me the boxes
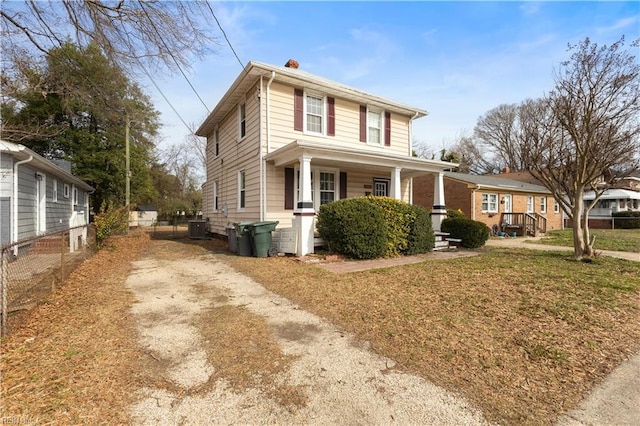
[264,140,455,256]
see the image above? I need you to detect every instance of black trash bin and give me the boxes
[234,222,253,256]
[247,221,279,257]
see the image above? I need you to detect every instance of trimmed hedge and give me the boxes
[316,196,435,259]
[612,211,640,229]
[316,198,387,259]
[441,217,490,249]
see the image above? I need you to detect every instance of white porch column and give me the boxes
[294,155,315,256]
[431,171,447,231]
[390,167,401,200]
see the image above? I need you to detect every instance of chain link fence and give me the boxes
[0,225,96,336]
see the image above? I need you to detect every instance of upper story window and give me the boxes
[360,106,390,146]
[294,89,335,136]
[238,103,246,139]
[52,179,58,202]
[63,183,70,199]
[305,94,324,134]
[482,193,498,213]
[554,200,560,213]
[367,110,383,145]
[214,128,219,157]
[73,187,78,205]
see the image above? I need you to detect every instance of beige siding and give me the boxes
[204,89,262,236]
[267,82,412,156]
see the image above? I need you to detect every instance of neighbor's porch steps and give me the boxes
[434,232,460,251]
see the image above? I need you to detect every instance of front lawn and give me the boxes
[223,246,640,425]
[537,228,640,253]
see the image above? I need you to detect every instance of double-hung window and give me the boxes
[52,179,58,202]
[526,196,534,213]
[554,200,560,213]
[481,193,498,213]
[214,128,219,157]
[540,196,547,213]
[305,94,324,134]
[367,109,383,145]
[238,103,246,139]
[295,168,338,210]
[213,180,218,212]
[238,171,246,209]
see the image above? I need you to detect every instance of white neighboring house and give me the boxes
[583,188,640,228]
[0,140,93,252]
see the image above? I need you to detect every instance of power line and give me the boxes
[205,2,247,74]
[137,0,210,113]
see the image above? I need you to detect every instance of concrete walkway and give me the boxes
[485,236,640,262]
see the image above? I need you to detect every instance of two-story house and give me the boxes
[196,60,455,256]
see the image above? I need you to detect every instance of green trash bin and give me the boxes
[248,221,279,258]
[234,222,253,256]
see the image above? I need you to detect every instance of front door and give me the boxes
[502,194,512,224]
[373,178,390,197]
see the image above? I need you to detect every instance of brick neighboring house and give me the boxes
[413,171,564,236]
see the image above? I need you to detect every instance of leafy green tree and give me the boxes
[1,41,160,213]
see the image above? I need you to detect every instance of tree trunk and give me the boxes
[572,191,588,259]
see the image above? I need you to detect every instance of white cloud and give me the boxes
[596,16,639,34]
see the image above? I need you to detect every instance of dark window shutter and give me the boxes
[359,105,367,142]
[284,167,294,209]
[327,97,335,136]
[340,172,347,199]
[384,112,391,146]
[294,89,303,131]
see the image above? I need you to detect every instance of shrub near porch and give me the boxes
[316,196,434,259]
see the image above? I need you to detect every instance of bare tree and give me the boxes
[519,37,640,260]
[473,103,531,173]
[1,1,219,76]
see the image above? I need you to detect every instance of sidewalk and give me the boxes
[486,236,639,262]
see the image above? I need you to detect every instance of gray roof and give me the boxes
[444,171,552,194]
[0,140,93,191]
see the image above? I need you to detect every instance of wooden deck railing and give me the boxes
[500,213,547,236]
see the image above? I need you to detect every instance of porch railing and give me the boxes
[500,213,547,236]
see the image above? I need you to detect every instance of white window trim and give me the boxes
[294,166,339,211]
[540,196,547,213]
[63,183,70,199]
[213,180,218,212]
[526,196,534,213]
[73,187,78,205]
[366,107,385,146]
[554,200,560,213]
[238,170,246,210]
[52,179,58,202]
[303,91,326,136]
[238,103,246,140]
[481,193,498,213]
[214,128,220,157]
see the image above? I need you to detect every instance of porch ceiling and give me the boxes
[264,140,456,177]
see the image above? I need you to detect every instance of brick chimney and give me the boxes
[284,59,299,69]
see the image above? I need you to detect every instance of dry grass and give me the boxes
[2,232,638,425]
[220,243,640,425]
[0,231,150,424]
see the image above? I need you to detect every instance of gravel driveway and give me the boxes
[124,245,489,425]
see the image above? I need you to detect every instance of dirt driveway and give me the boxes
[125,239,489,424]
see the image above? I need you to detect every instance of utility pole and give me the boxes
[125,116,131,233]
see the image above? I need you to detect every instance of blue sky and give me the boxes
[149,1,640,157]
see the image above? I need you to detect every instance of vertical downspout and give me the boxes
[261,71,276,222]
[258,76,264,222]
[13,155,33,245]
